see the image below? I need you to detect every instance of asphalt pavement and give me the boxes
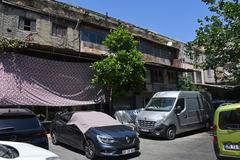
[49,130,216,160]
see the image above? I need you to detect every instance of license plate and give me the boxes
[140,128,150,132]
[122,148,135,155]
[224,143,240,151]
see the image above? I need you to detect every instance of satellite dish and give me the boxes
[167,41,173,46]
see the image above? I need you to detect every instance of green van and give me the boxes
[213,103,240,160]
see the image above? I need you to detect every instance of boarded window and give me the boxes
[18,17,36,32]
[52,23,67,37]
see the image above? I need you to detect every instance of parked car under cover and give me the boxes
[51,111,140,159]
[0,108,48,149]
[0,141,60,160]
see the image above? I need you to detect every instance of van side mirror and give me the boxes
[175,106,183,114]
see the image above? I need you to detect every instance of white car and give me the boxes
[0,141,61,160]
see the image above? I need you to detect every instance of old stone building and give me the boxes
[0,0,207,117]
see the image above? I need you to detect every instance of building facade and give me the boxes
[0,0,210,115]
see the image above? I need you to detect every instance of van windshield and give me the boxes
[219,109,240,130]
[145,97,176,111]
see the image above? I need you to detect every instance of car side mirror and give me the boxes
[175,106,183,114]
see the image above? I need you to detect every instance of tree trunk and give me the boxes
[109,87,113,115]
[214,69,218,84]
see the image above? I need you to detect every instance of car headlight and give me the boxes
[135,118,139,126]
[46,157,61,160]
[97,135,115,144]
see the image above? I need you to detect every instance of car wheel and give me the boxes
[84,139,96,159]
[205,121,210,131]
[51,131,59,145]
[166,126,176,140]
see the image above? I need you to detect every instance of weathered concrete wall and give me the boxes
[0,3,81,55]
[1,0,181,49]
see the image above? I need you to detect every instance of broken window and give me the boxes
[52,23,67,37]
[18,17,36,32]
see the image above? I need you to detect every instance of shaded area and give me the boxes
[0,53,104,106]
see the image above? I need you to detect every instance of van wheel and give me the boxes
[51,130,59,145]
[166,126,176,140]
[84,139,96,159]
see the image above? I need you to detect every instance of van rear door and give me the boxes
[217,109,240,157]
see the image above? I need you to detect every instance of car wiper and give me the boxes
[0,127,15,131]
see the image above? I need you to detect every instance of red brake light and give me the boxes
[213,125,217,132]
[213,135,218,142]
[33,130,47,137]
[213,125,218,142]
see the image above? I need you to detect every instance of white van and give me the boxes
[136,91,212,139]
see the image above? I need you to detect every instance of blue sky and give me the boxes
[58,0,212,43]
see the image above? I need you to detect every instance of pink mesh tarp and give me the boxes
[67,111,121,133]
[0,53,105,106]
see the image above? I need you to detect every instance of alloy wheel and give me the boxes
[84,140,96,159]
[51,131,59,145]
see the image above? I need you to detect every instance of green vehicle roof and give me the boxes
[215,103,240,113]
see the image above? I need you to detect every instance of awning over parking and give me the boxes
[0,53,105,106]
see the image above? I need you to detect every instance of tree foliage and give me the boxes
[179,75,204,91]
[187,0,240,84]
[0,36,27,53]
[91,26,145,103]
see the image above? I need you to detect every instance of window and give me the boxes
[138,40,172,59]
[175,98,185,111]
[145,97,176,111]
[219,110,240,130]
[167,71,178,84]
[18,17,36,32]
[0,116,40,130]
[52,23,67,37]
[80,28,106,44]
[207,69,212,78]
[151,69,164,83]
[196,71,202,84]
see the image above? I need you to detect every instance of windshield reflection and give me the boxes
[145,98,176,111]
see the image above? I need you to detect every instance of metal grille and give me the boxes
[138,120,156,128]
[117,136,135,145]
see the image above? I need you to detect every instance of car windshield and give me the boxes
[219,109,240,130]
[0,116,40,131]
[145,97,176,111]
[0,144,18,158]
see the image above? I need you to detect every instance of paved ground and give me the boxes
[49,130,216,160]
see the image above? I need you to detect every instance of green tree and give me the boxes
[179,75,204,91]
[91,26,145,113]
[187,0,240,84]
[0,36,27,53]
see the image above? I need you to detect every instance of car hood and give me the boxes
[137,110,168,121]
[0,141,58,160]
[90,125,136,138]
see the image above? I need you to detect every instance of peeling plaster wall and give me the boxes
[1,0,181,48]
